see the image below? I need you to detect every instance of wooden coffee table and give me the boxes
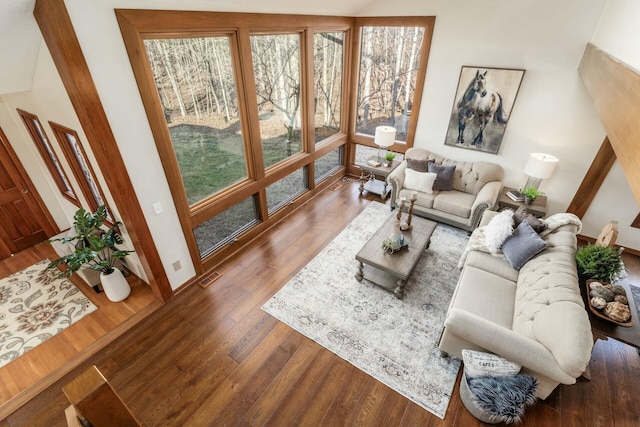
[355,214,437,299]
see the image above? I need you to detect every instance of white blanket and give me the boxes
[458,213,582,269]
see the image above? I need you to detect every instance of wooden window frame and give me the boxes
[17,109,79,206]
[117,10,354,272]
[347,17,435,163]
[49,122,114,225]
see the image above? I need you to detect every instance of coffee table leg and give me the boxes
[355,261,364,282]
[394,279,406,299]
[358,170,365,195]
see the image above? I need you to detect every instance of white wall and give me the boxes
[582,0,640,250]
[0,42,149,281]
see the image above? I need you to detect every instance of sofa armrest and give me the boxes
[468,181,502,230]
[444,308,577,384]
[387,162,407,209]
[479,210,499,227]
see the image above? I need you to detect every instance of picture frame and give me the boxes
[444,66,525,154]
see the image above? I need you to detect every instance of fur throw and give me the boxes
[467,375,538,424]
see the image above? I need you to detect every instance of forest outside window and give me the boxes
[17,109,79,206]
[313,32,344,144]
[144,36,249,206]
[352,18,434,150]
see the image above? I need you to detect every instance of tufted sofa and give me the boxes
[387,148,504,231]
[438,210,594,399]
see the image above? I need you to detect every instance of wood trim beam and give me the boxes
[33,0,173,302]
[566,137,616,218]
[578,43,640,205]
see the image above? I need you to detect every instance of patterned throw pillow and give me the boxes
[501,221,548,270]
[428,163,456,191]
[406,158,433,172]
[513,206,547,233]
[404,169,437,194]
[462,349,522,378]
[484,209,514,253]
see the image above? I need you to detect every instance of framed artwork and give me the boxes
[444,66,525,154]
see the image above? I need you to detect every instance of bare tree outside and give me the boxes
[313,32,344,143]
[356,26,425,142]
[144,36,248,205]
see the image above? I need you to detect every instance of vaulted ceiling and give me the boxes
[0,0,39,94]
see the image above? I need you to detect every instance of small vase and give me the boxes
[100,268,131,302]
[524,196,534,205]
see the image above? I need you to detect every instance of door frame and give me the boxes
[0,127,60,250]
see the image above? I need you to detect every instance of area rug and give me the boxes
[0,259,97,368]
[262,202,467,419]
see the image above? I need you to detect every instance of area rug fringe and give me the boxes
[262,202,468,419]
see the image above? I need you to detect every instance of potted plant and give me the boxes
[383,151,396,167]
[48,205,134,302]
[521,186,542,205]
[575,244,623,283]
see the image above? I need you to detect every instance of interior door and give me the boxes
[0,127,58,259]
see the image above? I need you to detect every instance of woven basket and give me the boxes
[459,372,503,424]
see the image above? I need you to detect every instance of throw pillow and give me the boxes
[501,221,548,270]
[404,169,437,194]
[462,349,522,378]
[513,206,547,233]
[428,163,456,191]
[484,209,514,253]
[406,158,433,172]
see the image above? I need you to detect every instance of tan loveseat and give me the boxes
[387,148,504,231]
[438,210,593,399]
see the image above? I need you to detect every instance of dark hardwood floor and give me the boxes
[2,178,640,426]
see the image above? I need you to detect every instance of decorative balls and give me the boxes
[590,288,615,302]
[604,301,631,323]
[590,297,607,310]
[589,281,603,290]
[614,295,628,305]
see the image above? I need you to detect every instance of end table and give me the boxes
[357,155,400,200]
[497,186,547,218]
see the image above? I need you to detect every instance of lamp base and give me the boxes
[523,176,542,190]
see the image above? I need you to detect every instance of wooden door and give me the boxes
[0,127,59,259]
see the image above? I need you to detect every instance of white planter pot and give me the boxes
[100,269,131,302]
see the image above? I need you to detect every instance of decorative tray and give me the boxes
[585,279,633,327]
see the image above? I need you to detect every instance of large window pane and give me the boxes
[266,168,307,214]
[314,32,344,143]
[314,147,343,183]
[251,34,302,168]
[144,37,248,205]
[355,26,425,142]
[193,196,259,258]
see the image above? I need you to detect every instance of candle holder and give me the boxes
[400,197,416,231]
[396,197,406,223]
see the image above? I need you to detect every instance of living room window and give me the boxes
[117,11,432,272]
[350,17,434,156]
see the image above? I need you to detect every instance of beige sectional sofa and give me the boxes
[438,210,594,399]
[387,148,504,231]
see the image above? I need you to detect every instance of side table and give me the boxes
[497,186,547,218]
[357,156,400,200]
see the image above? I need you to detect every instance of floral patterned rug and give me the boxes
[0,259,97,368]
[262,202,467,419]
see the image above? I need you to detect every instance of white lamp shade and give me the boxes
[523,152,559,179]
[374,126,396,147]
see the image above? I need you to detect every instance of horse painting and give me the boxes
[456,70,508,146]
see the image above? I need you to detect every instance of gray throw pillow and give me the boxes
[501,221,548,270]
[513,206,547,233]
[428,163,456,191]
[406,158,433,172]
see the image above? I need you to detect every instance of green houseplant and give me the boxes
[575,244,623,283]
[521,186,542,205]
[48,205,134,302]
[383,151,396,167]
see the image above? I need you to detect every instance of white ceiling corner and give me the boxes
[0,0,40,95]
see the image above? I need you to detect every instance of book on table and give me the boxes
[506,190,524,202]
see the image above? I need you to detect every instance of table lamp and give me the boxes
[523,152,559,190]
[374,126,396,162]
